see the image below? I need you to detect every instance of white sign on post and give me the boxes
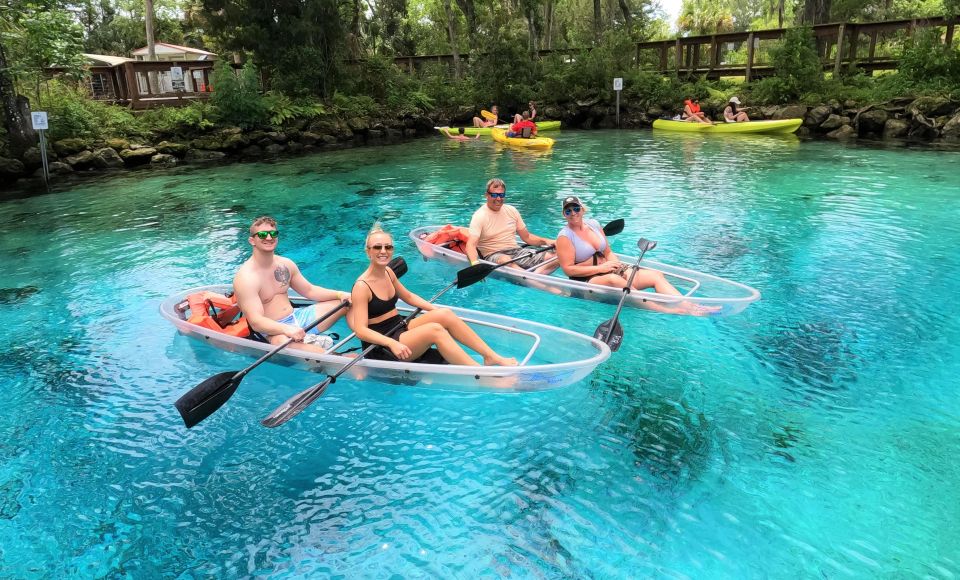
[170,66,184,81]
[31,111,49,130]
[613,77,623,91]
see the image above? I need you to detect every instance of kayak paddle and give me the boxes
[456,218,625,289]
[260,279,458,428]
[173,257,408,428]
[593,238,657,352]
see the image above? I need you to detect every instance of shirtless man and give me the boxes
[233,216,350,351]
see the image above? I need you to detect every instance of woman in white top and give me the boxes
[723,96,750,123]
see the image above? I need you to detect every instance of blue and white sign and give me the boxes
[31,111,49,130]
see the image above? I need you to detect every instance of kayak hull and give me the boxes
[652,118,802,134]
[410,226,761,317]
[161,286,610,392]
[491,128,555,149]
[437,120,561,137]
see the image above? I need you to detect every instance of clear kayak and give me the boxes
[436,120,561,137]
[652,118,802,134]
[410,226,761,317]
[160,286,610,392]
[491,128,555,149]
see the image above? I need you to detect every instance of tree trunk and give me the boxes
[618,0,633,31]
[544,0,554,50]
[778,0,784,27]
[594,0,602,43]
[799,0,831,25]
[0,41,36,158]
[526,7,539,54]
[453,0,477,50]
[145,0,159,93]
[441,0,461,79]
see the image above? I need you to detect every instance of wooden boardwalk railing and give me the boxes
[382,16,957,81]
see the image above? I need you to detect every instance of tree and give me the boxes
[1,0,86,156]
[798,0,831,24]
[0,40,36,157]
[202,0,346,96]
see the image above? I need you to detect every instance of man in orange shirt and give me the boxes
[507,111,537,137]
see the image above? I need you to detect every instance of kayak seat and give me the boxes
[521,127,533,138]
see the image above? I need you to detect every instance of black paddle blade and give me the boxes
[593,319,624,352]
[637,238,657,252]
[603,218,625,237]
[457,262,496,289]
[174,371,243,428]
[260,378,333,428]
[388,256,408,278]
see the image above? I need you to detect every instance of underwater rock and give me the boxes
[0,286,39,304]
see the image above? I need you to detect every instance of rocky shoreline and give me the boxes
[2,96,958,193]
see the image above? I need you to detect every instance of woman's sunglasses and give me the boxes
[368,244,395,251]
[563,205,582,216]
[487,192,506,199]
[254,230,280,239]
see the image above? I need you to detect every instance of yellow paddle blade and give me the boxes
[481,109,497,121]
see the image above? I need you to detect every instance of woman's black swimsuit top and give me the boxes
[360,279,398,318]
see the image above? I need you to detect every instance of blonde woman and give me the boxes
[349,223,517,365]
[555,196,719,316]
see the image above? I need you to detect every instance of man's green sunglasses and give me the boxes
[254,230,280,239]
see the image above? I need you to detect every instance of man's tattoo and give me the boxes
[274,264,291,287]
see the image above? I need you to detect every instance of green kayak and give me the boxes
[436,120,562,136]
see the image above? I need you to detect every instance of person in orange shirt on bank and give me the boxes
[506,111,537,137]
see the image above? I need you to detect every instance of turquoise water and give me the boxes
[1,131,959,577]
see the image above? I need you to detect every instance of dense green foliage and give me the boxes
[1,0,958,150]
[209,61,266,128]
[750,27,823,103]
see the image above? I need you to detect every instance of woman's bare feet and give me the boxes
[484,355,519,366]
[682,301,722,316]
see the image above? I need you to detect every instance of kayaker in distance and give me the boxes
[441,127,479,141]
[723,96,751,123]
[233,216,350,351]
[506,111,537,138]
[682,97,713,124]
[349,222,518,366]
[472,105,500,127]
[555,197,721,316]
[465,178,559,274]
[511,101,537,124]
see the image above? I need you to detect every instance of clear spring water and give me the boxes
[1,130,958,578]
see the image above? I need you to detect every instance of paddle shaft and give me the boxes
[261,280,458,427]
[603,248,649,344]
[233,300,349,382]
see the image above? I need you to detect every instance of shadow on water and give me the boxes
[750,321,859,403]
[0,286,40,304]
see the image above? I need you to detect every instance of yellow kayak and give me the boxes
[436,120,562,137]
[491,128,555,149]
[652,118,802,134]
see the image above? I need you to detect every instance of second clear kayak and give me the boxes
[410,226,761,317]
[652,118,802,134]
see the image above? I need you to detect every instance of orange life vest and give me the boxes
[684,99,701,114]
[423,224,470,254]
[184,291,251,337]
